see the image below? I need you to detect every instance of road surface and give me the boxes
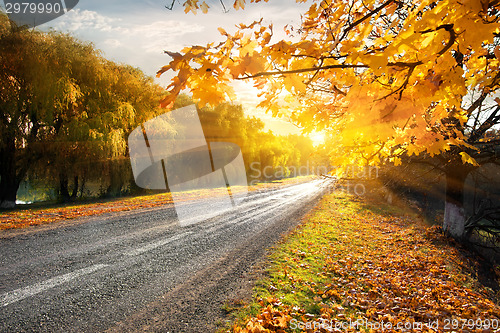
[0,178,332,332]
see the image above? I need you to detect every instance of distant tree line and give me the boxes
[0,17,324,207]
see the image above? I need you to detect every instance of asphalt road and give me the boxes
[0,178,332,332]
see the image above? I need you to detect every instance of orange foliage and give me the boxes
[0,176,316,231]
[230,193,500,332]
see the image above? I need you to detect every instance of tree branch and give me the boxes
[468,105,500,142]
[238,64,368,79]
[338,0,396,43]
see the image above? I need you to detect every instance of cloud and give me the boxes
[53,9,122,32]
[128,20,205,53]
[102,39,123,48]
[48,9,204,54]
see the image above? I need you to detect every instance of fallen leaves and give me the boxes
[0,176,317,231]
[0,193,175,231]
[228,192,500,332]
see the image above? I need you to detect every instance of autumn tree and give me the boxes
[0,16,76,208]
[0,16,165,206]
[159,0,500,239]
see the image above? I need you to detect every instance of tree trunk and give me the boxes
[106,161,124,198]
[443,162,474,239]
[58,172,71,202]
[71,175,78,200]
[79,175,86,198]
[0,138,20,209]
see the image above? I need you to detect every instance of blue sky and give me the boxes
[38,0,307,87]
[3,0,321,138]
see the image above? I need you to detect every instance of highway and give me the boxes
[0,178,332,332]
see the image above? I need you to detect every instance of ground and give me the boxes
[0,176,314,231]
[222,190,500,333]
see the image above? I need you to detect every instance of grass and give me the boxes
[221,191,500,333]
[0,175,317,231]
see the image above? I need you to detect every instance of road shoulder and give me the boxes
[225,191,500,332]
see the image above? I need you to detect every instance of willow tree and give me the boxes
[0,17,77,208]
[159,0,500,238]
[0,16,164,206]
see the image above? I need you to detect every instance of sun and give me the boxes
[308,131,325,146]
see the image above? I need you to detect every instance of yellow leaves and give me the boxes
[384,2,398,17]
[182,0,271,13]
[233,302,291,332]
[233,0,245,10]
[460,152,480,166]
[367,54,387,70]
[183,0,201,14]
[463,0,485,14]
[455,7,497,51]
[158,0,500,167]
[228,61,247,79]
[283,75,306,94]
[427,139,451,157]
[159,51,185,74]
[200,1,209,13]
[260,32,272,47]
[296,40,316,56]
[269,40,292,56]
[227,51,267,78]
[243,53,267,75]
[236,18,264,30]
[156,65,171,78]
[0,192,175,230]
[406,144,422,156]
[190,76,235,106]
[420,30,439,49]
[393,34,419,55]
[456,110,469,125]
[340,40,358,56]
[217,27,227,36]
[239,38,258,57]
[494,46,500,60]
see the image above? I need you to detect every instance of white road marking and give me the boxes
[125,232,193,256]
[0,180,330,308]
[0,264,108,307]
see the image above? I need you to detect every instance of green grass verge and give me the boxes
[219,191,500,333]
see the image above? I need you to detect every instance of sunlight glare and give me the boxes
[308,131,325,146]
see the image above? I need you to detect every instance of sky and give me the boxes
[4,0,324,142]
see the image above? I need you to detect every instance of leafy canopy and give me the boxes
[159,0,500,168]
